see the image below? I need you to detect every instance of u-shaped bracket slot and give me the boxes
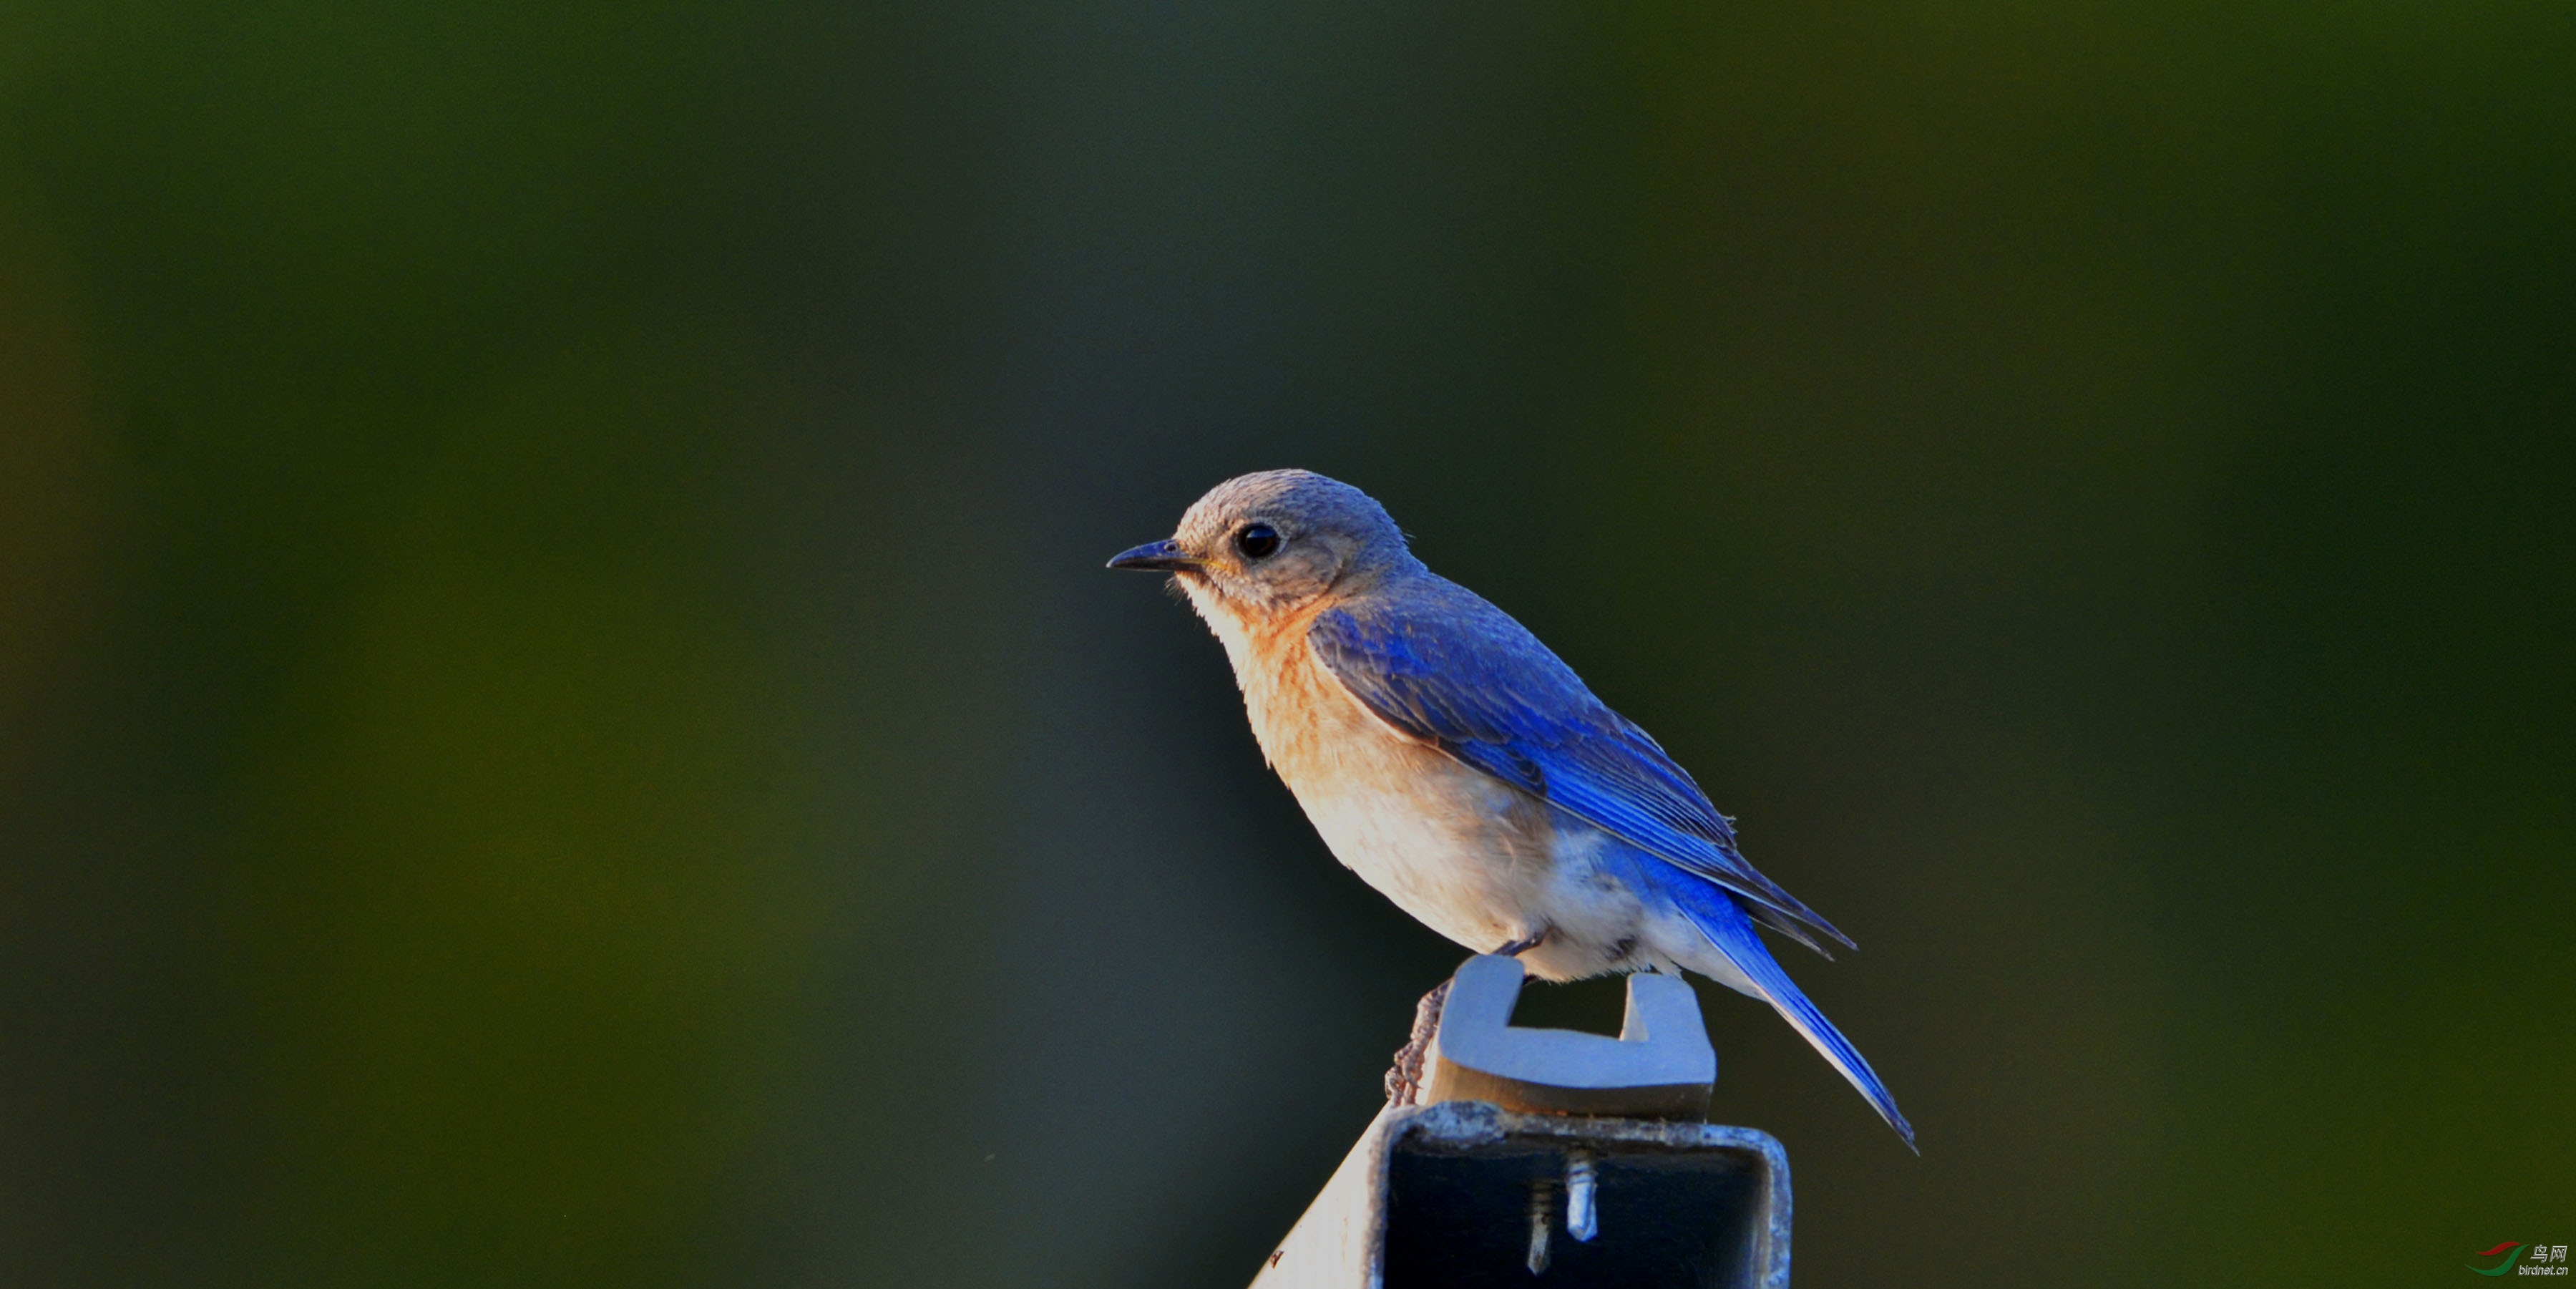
[1424,955,1717,1119]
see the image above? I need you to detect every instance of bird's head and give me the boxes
[1108,470,1412,622]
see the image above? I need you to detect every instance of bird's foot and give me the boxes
[1491,926,1551,958]
[1383,979,1451,1106]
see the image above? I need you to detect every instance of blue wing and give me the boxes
[1307,579,1853,953]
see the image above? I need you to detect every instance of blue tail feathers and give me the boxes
[1664,875,1918,1150]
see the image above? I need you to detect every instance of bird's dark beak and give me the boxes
[1106,538,1206,573]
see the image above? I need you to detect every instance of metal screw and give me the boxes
[1565,1148,1598,1242]
[1526,1176,1558,1275]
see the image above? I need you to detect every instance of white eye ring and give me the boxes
[1236,524,1282,559]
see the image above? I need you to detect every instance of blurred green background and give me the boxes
[3,0,2570,1284]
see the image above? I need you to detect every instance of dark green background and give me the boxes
[4,0,2569,1284]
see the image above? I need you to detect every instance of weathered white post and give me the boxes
[1249,956,1792,1288]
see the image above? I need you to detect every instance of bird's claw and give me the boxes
[1384,979,1451,1106]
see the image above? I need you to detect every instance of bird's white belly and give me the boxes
[1292,760,1712,983]
[1289,749,1547,953]
[1266,704,1676,981]
[1219,611,1683,981]
[1236,642,1548,953]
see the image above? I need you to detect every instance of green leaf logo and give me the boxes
[2468,1243,2527,1276]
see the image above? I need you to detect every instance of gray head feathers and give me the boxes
[1176,470,1405,555]
[1158,469,1418,613]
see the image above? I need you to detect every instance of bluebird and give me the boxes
[1109,469,1913,1147]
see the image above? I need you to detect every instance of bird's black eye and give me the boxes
[1235,523,1282,560]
